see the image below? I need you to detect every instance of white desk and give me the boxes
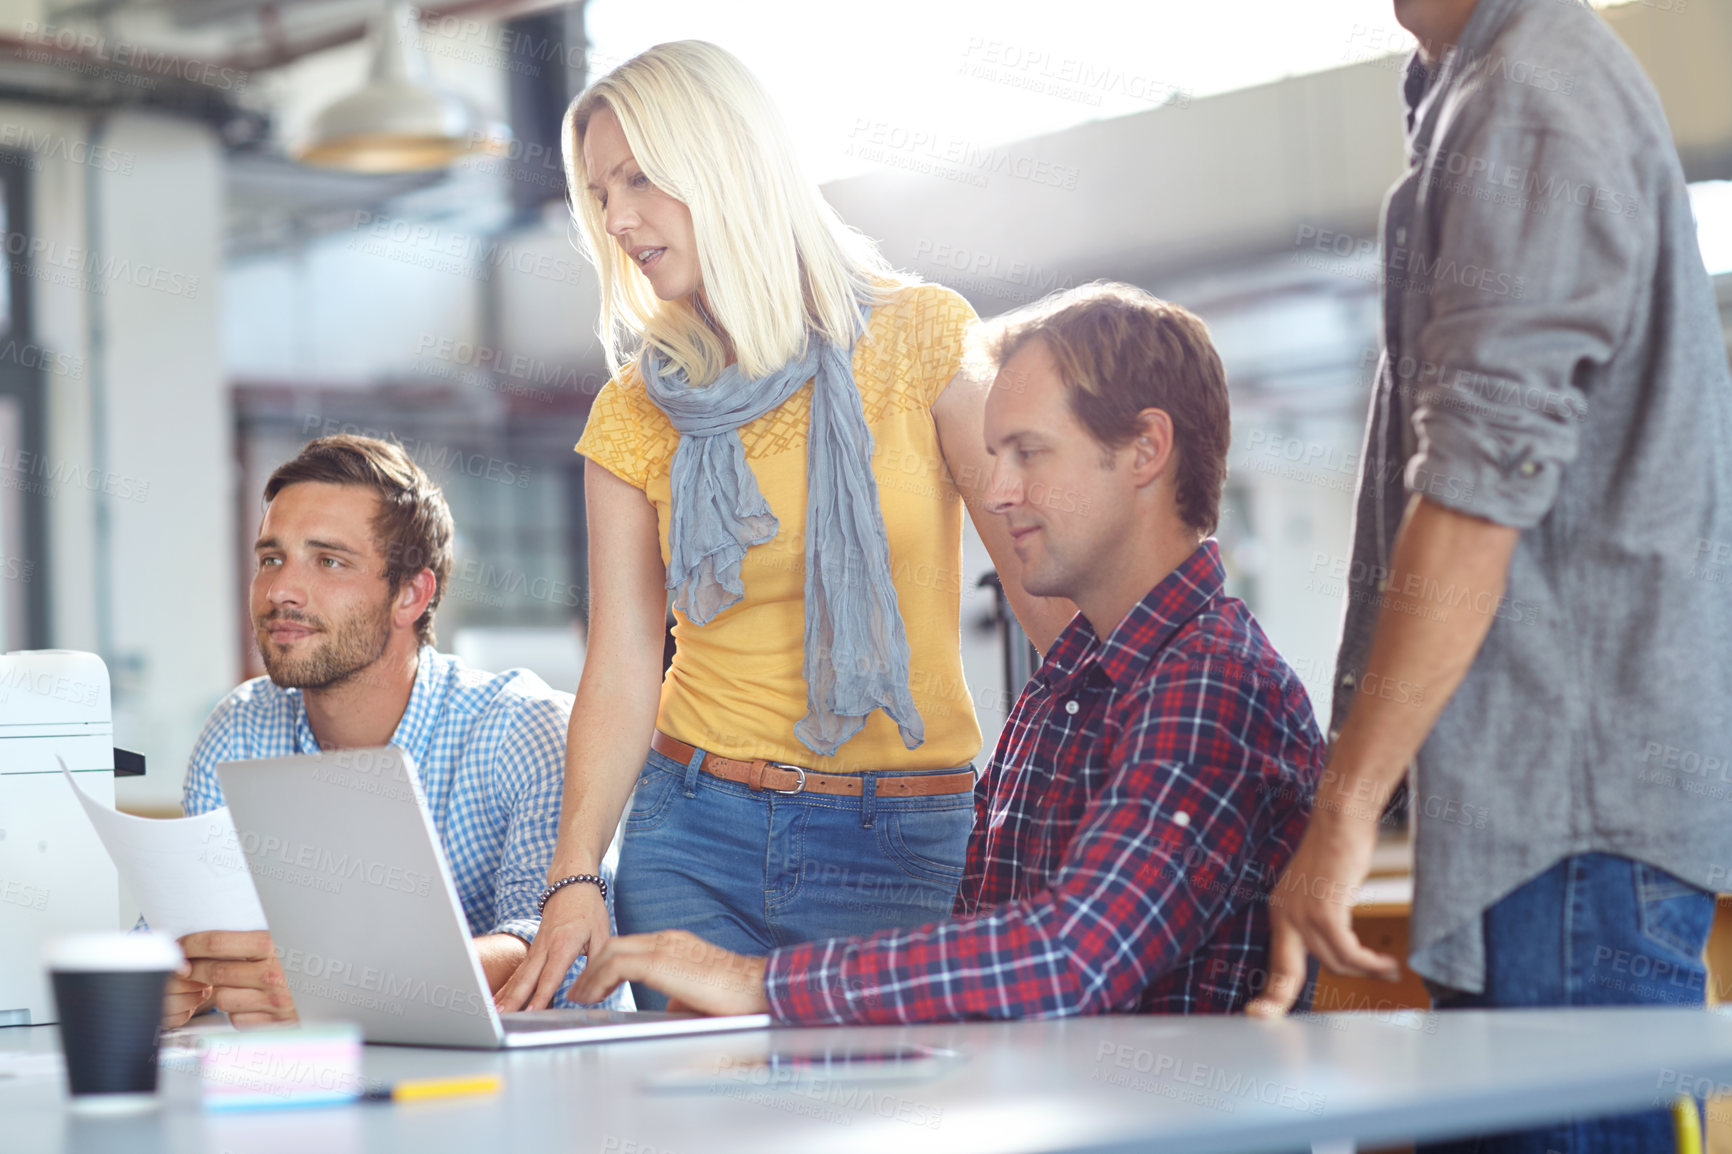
[6,1008,1732,1154]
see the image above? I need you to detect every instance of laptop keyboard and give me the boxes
[502,1008,688,1033]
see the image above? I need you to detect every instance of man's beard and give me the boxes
[254,598,392,690]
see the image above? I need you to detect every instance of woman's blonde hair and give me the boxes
[563,40,905,385]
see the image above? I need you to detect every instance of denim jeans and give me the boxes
[614,744,974,1010]
[1418,852,1715,1154]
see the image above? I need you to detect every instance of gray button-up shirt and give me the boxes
[1335,0,1732,993]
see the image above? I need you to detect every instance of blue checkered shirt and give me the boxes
[183,646,606,1005]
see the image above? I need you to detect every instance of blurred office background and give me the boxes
[0,0,1726,814]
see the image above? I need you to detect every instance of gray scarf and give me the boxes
[638,317,923,758]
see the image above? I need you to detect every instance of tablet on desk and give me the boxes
[646,1043,964,1091]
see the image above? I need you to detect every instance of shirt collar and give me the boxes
[1036,540,1226,694]
[290,646,440,758]
[1402,0,1526,155]
[388,647,441,763]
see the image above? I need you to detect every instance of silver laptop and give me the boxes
[216,747,771,1048]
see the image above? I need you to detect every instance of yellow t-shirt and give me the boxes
[575,283,982,774]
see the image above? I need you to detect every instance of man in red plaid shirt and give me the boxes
[572,283,1326,1022]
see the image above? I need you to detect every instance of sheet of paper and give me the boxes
[61,760,267,942]
[0,1051,63,1082]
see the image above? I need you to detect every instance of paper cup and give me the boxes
[45,932,184,1113]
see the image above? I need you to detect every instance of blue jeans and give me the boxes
[614,744,973,1010]
[1419,853,1715,1154]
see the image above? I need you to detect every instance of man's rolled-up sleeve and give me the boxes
[1405,123,1645,528]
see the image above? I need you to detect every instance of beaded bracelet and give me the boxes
[535,874,607,915]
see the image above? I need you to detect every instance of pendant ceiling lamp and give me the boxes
[296,1,509,173]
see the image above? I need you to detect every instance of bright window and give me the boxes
[585,0,1642,184]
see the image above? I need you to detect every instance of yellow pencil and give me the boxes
[1673,1095,1703,1154]
[363,1074,503,1103]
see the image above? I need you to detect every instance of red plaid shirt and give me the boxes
[763,540,1324,1023]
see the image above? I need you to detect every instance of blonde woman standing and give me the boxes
[497,41,1071,1011]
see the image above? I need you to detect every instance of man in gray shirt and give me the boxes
[1248,0,1732,1150]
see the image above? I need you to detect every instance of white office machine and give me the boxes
[0,651,133,1026]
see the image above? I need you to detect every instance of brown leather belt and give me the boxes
[650,730,973,798]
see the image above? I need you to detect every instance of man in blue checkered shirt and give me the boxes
[163,434,612,1027]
